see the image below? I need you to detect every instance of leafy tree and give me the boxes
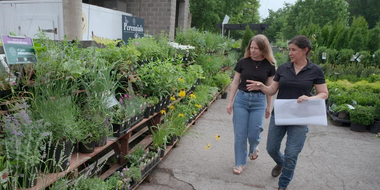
[331,24,349,50]
[319,24,331,47]
[349,16,369,47]
[346,0,380,29]
[349,28,365,52]
[367,26,380,53]
[190,0,260,34]
[240,26,255,57]
[327,21,340,48]
[262,6,290,42]
[281,0,349,39]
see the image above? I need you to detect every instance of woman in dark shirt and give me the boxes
[227,34,276,174]
[246,35,329,190]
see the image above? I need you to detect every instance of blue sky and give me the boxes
[258,0,298,20]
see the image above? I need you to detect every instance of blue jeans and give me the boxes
[266,112,309,188]
[233,90,266,167]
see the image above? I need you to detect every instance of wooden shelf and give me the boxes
[25,139,117,190]
[98,134,153,181]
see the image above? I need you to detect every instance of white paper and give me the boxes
[274,99,327,126]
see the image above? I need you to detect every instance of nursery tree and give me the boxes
[240,26,255,57]
[346,0,380,29]
[349,16,369,46]
[262,7,290,42]
[330,24,349,50]
[319,24,331,47]
[367,26,380,53]
[281,0,349,39]
[190,0,260,33]
[349,28,366,52]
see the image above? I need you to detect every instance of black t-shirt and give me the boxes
[234,58,276,92]
[274,60,326,99]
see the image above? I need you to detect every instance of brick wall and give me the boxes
[87,0,191,41]
[125,0,190,41]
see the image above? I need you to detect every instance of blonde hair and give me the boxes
[244,34,276,66]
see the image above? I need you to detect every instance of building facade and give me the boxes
[85,0,191,40]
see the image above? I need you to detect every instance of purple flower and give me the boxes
[136,41,139,45]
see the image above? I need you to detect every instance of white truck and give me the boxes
[0,0,132,40]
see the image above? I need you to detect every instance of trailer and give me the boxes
[0,0,132,40]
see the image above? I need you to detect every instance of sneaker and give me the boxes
[271,165,283,177]
[278,187,287,190]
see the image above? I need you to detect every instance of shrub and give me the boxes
[240,26,255,58]
[349,105,375,126]
[337,49,355,65]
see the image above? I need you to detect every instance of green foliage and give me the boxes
[212,73,231,90]
[373,49,380,67]
[347,0,380,29]
[190,0,260,33]
[349,105,375,125]
[367,26,380,53]
[331,25,349,50]
[241,26,254,57]
[281,0,349,40]
[73,177,113,190]
[348,28,366,52]
[262,7,290,42]
[336,49,355,65]
[150,124,170,149]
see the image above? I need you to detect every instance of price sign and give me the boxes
[1,35,37,65]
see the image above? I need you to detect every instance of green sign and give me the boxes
[1,35,37,65]
[122,15,144,44]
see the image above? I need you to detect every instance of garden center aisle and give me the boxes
[138,92,380,190]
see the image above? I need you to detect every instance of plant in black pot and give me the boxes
[1,108,51,188]
[370,99,380,134]
[332,104,352,120]
[349,105,375,132]
[150,124,170,158]
[32,80,81,173]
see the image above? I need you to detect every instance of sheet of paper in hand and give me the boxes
[274,99,327,126]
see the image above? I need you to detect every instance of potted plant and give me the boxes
[74,177,113,190]
[150,124,170,157]
[32,80,81,173]
[349,105,375,132]
[1,108,51,188]
[110,165,141,190]
[370,99,380,134]
[332,104,352,119]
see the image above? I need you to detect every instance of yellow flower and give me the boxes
[160,109,166,115]
[189,93,196,99]
[178,89,186,98]
[178,113,184,117]
[178,77,185,83]
[205,143,211,150]
[169,105,175,110]
[170,96,176,101]
[195,104,201,108]
[215,134,220,141]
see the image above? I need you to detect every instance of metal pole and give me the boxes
[222,24,224,36]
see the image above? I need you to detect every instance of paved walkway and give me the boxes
[138,93,380,190]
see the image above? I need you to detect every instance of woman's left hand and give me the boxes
[265,107,271,119]
[297,95,309,103]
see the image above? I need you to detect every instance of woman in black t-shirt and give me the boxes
[246,35,329,190]
[227,34,276,175]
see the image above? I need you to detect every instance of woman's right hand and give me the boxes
[227,101,233,115]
